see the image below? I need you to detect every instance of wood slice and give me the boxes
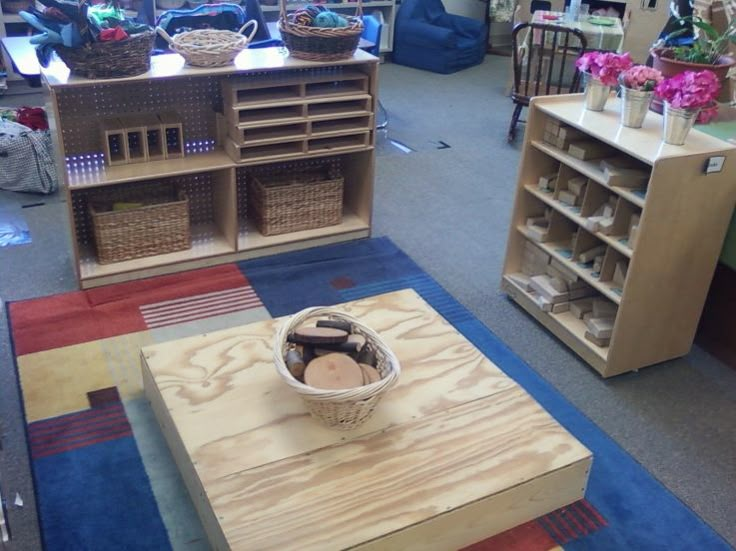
[316,319,352,333]
[347,334,366,351]
[356,346,377,366]
[304,353,364,390]
[359,363,382,385]
[313,341,360,355]
[285,349,306,381]
[288,327,349,345]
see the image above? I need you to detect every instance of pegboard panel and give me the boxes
[55,75,222,157]
[236,167,248,238]
[71,172,220,246]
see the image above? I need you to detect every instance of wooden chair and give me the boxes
[508,22,587,142]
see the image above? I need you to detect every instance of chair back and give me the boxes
[511,22,587,102]
[361,14,382,57]
[530,1,552,13]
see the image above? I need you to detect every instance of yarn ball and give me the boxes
[293,8,315,25]
[313,11,348,27]
[304,4,327,17]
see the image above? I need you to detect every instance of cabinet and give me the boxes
[501,94,736,377]
[43,48,378,289]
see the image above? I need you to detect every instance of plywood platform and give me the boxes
[142,289,592,550]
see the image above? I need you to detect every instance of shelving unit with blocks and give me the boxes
[43,48,379,289]
[502,94,736,377]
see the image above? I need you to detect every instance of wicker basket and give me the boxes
[54,30,155,79]
[274,307,401,430]
[2,0,31,13]
[278,0,363,61]
[249,164,344,236]
[156,22,257,67]
[89,188,191,264]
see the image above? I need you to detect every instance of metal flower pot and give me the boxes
[663,102,699,146]
[620,87,653,128]
[584,75,611,111]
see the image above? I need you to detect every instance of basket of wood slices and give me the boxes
[274,306,400,430]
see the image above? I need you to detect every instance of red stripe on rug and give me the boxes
[571,500,599,532]
[579,498,609,527]
[32,421,131,452]
[32,428,133,460]
[27,403,124,432]
[9,264,249,355]
[561,503,590,537]
[461,520,557,550]
[29,408,127,439]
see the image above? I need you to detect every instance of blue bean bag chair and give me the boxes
[393,0,487,74]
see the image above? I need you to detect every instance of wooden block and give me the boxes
[584,216,605,232]
[526,225,550,243]
[359,363,382,384]
[524,242,550,261]
[592,298,617,318]
[583,311,595,321]
[530,275,569,304]
[570,298,594,319]
[534,295,554,312]
[598,218,615,235]
[158,111,185,159]
[558,190,579,207]
[551,301,570,313]
[602,204,615,219]
[543,131,559,145]
[289,327,349,345]
[600,159,649,188]
[593,255,604,274]
[508,272,534,291]
[584,317,614,339]
[578,245,607,264]
[316,319,353,333]
[538,173,558,191]
[567,177,587,197]
[557,125,585,142]
[613,260,628,287]
[569,286,595,300]
[304,353,364,390]
[629,225,639,249]
[554,135,573,150]
[285,349,306,381]
[545,118,561,135]
[585,330,610,347]
[526,216,550,230]
[125,113,165,161]
[548,277,568,293]
[99,117,129,166]
[568,141,612,161]
[550,258,579,282]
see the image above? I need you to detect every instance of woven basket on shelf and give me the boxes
[278,0,363,61]
[249,164,343,236]
[54,30,155,79]
[89,188,191,264]
[2,0,31,13]
[274,307,401,430]
[156,21,257,67]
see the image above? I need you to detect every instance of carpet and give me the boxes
[7,237,731,550]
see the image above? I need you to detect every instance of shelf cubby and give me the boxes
[237,104,306,126]
[234,122,309,146]
[307,98,372,120]
[305,78,369,99]
[235,84,303,106]
[308,132,370,153]
[311,116,373,138]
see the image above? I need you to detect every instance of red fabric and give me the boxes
[9,264,248,355]
[461,520,557,551]
[15,107,48,131]
[99,27,129,42]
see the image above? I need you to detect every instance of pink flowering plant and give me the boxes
[655,70,721,122]
[620,65,663,92]
[576,51,633,86]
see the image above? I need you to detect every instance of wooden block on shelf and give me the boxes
[584,330,610,347]
[534,295,554,312]
[99,117,129,166]
[578,245,607,264]
[628,214,640,248]
[592,255,604,274]
[592,298,617,318]
[551,301,570,314]
[558,190,579,207]
[117,115,151,164]
[584,317,614,339]
[568,141,613,161]
[570,298,594,319]
[567,177,587,197]
[530,275,569,304]
[526,224,550,243]
[557,125,585,143]
[550,258,579,282]
[569,285,595,300]
[600,158,649,188]
[584,215,604,233]
[543,131,559,145]
[598,218,615,235]
[613,260,628,287]
[158,111,185,159]
[538,173,558,192]
[545,118,561,135]
[508,272,534,291]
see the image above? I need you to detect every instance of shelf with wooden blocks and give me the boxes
[503,95,736,377]
[44,50,379,288]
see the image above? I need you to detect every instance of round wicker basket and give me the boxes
[54,30,155,79]
[278,0,364,61]
[156,21,258,67]
[274,306,400,431]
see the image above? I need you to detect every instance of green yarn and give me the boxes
[313,11,348,27]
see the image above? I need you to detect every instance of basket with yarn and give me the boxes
[273,306,401,430]
[156,21,258,67]
[279,0,363,61]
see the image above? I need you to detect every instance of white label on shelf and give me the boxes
[705,156,725,174]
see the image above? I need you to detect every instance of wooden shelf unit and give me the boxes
[44,48,379,289]
[502,94,736,377]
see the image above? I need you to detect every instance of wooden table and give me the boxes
[532,10,624,52]
[142,289,592,550]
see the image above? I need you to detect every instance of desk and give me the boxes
[532,10,624,52]
[142,289,592,550]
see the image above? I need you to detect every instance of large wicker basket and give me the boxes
[278,0,364,61]
[156,21,258,67]
[89,188,191,264]
[274,306,401,430]
[249,164,343,236]
[54,30,155,79]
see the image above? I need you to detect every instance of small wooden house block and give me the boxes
[158,111,185,159]
[99,117,129,166]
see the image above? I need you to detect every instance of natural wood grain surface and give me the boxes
[143,289,591,549]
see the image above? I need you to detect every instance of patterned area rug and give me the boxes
[7,237,731,550]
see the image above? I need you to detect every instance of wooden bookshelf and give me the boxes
[502,94,736,377]
[44,49,379,289]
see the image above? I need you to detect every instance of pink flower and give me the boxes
[576,52,633,86]
[621,65,663,91]
[655,70,721,111]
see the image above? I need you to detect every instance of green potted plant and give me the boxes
[651,15,736,99]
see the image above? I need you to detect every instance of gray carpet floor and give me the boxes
[1,56,735,549]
